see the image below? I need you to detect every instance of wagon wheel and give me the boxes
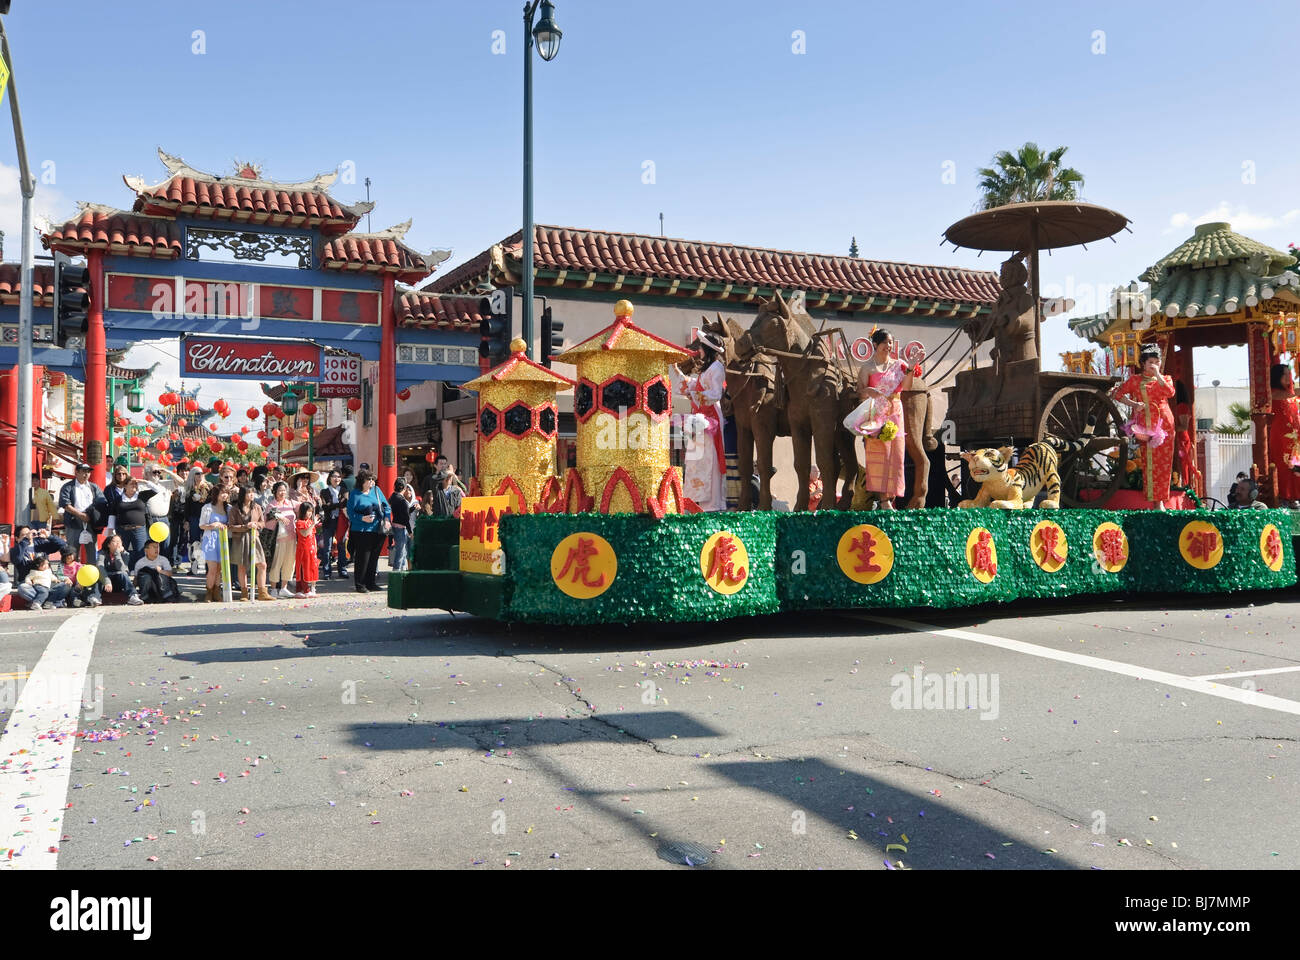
[1038,386,1125,508]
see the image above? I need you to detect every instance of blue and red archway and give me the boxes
[10,149,482,494]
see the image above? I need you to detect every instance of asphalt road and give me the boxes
[2,583,1297,871]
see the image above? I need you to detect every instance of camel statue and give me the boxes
[748,293,859,510]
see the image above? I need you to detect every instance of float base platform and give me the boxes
[389,509,1297,625]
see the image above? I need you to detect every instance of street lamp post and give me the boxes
[522,0,562,360]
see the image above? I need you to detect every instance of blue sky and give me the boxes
[3,0,1297,402]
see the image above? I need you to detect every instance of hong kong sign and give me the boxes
[318,353,362,398]
[180,335,323,381]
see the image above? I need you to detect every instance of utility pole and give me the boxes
[1,15,35,525]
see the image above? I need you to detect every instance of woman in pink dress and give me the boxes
[853,329,916,508]
[1111,343,1176,508]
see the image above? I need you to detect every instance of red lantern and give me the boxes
[169,432,179,440]
[69,419,83,433]
[185,399,199,413]
[145,413,154,423]
[283,428,295,442]
[240,425,249,434]
[398,388,411,401]
[271,429,281,439]
[425,450,438,464]
[263,402,277,417]
[156,439,168,451]
[208,423,218,432]
[247,406,259,420]
[113,436,124,448]
[347,397,362,412]
[301,401,317,417]
[268,461,278,469]
[208,437,222,453]
[177,418,188,429]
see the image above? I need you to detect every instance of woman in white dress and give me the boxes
[681,331,727,512]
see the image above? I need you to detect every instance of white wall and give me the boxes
[1194,386,1250,428]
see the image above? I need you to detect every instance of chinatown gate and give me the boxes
[34,148,482,492]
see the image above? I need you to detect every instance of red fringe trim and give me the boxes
[600,466,644,514]
[562,468,594,514]
[535,475,564,514]
[492,476,528,515]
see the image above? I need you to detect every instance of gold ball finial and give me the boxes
[614,299,634,319]
[509,337,527,354]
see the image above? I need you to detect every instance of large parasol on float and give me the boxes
[943,200,1131,355]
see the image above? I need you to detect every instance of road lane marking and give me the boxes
[851,614,1300,717]
[0,630,56,636]
[1192,665,1300,681]
[0,671,33,680]
[0,612,102,870]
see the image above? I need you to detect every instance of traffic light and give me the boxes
[478,296,510,367]
[53,251,89,347]
[540,306,564,367]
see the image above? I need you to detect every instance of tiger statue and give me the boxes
[957,436,1088,509]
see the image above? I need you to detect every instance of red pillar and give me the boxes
[31,365,44,487]
[85,251,107,487]
[0,367,15,526]
[378,274,397,495]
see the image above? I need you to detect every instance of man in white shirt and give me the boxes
[132,540,185,602]
[57,462,108,565]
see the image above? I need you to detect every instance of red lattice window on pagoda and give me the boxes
[479,405,501,440]
[503,402,533,439]
[599,375,641,418]
[575,379,597,423]
[644,375,670,421]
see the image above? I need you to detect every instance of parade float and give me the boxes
[390,287,1297,625]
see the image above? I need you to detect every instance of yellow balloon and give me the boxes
[76,564,100,588]
[149,522,170,543]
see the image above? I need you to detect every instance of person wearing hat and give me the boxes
[1111,342,1176,509]
[57,463,109,565]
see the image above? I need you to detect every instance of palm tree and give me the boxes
[1213,401,1253,436]
[976,142,1084,209]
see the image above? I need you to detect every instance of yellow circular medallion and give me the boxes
[1260,523,1285,573]
[1092,522,1128,573]
[964,527,998,583]
[1030,520,1068,573]
[836,524,895,584]
[1179,520,1223,570]
[550,533,618,599]
[700,530,751,595]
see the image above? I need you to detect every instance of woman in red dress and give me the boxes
[293,501,320,598]
[1269,363,1300,507]
[1173,380,1203,498]
[1112,344,1176,509]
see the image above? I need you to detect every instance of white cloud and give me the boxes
[1164,202,1300,236]
[0,160,69,258]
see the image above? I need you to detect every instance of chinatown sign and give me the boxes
[180,335,323,381]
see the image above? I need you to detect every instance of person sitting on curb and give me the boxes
[9,524,69,584]
[56,546,101,608]
[98,534,144,605]
[19,556,72,610]
[133,540,188,603]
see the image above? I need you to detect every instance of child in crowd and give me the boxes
[58,546,102,608]
[22,556,60,610]
[293,501,320,598]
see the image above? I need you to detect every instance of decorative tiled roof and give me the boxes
[1141,222,1296,282]
[124,148,370,234]
[42,204,183,259]
[429,225,1000,315]
[555,311,693,362]
[462,346,575,391]
[320,221,452,285]
[396,291,484,330]
[0,264,55,306]
[1067,286,1148,343]
[1142,223,1300,319]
